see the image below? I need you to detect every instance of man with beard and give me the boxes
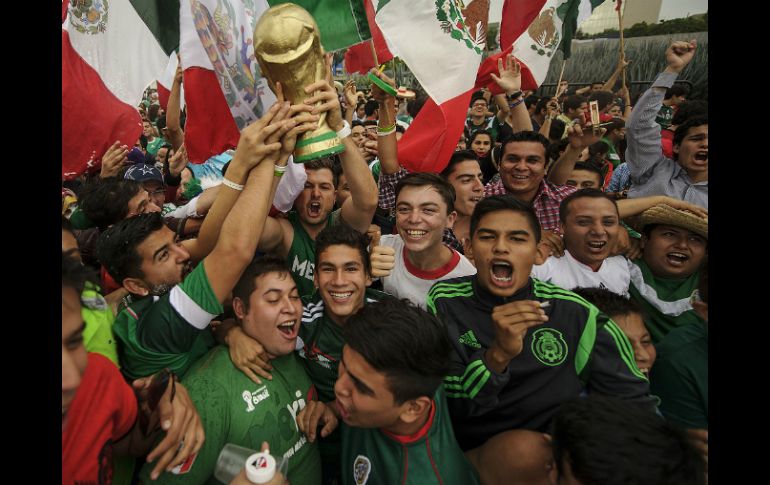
[256,78,379,298]
[97,101,317,379]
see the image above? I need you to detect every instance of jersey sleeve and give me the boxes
[141,376,229,485]
[138,263,223,353]
[586,315,658,412]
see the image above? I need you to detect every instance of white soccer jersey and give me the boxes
[530,250,630,297]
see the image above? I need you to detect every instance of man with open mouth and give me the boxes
[426,195,655,474]
[625,39,707,209]
[140,256,325,485]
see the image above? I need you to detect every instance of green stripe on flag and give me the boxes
[268,0,372,51]
[556,0,608,59]
[130,0,180,56]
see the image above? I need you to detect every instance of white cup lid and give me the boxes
[245,452,276,484]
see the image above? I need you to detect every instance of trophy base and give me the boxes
[293,130,345,163]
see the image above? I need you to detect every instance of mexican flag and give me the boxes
[372,0,489,173]
[344,0,393,75]
[180,0,372,164]
[157,52,185,111]
[504,0,606,89]
[62,0,174,179]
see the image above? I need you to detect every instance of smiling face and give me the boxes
[471,210,541,297]
[471,134,492,158]
[471,99,488,117]
[295,168,336,228]
[315,244,372,326]
[499,141,548,202]
[613,312,656,376]
[395,185,456,255]
[561,196,619,271]
[235,271,303,357]
[446,160,484,217]
[673,124,708,177]
[334,345,403,428]
[642,225,707,279]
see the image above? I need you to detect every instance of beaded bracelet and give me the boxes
[222,177,244,191]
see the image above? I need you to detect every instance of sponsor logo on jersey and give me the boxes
[170,452,198,475]
[531,328,568,366]
[304,342,336,369]
[458,330,481,349]
[287,389,307,432]
[353,455,372,485]
[243,385,270,412]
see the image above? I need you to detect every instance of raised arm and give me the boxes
[369,69,400,175]
[626,40,696,180]
[547,123,606,185]
[602,58,630,92]
[166,63,185,151]
[616,195,708,220]
[491,54,532,133]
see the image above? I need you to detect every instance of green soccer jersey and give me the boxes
[287,210,342,298]
[655,105,674,129]
[340,389,479,485]
[142,346,322,485]
[113,263,221,380]
[628,258,704,343]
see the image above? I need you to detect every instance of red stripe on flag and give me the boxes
[363,0,393,65]
[615,0,623,12]
[62,30,142,180]
[157,82,171,111]
[397,89,474,174]
[500,0,549,49]
[182,67,240,164]
[344,41,377,75]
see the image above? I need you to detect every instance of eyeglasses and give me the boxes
[146,188,166,197]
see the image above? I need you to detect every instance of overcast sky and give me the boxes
[488,0,708,24]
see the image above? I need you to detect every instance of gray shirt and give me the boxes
[625,71,708,209]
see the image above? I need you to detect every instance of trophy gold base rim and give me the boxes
[293,143,345,163]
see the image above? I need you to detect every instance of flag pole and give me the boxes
[369,38,380,69]
[555,59,567,98]
[617,0,626,89]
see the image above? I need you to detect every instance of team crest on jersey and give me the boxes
[531,328,568,366]
[353,455,372,485]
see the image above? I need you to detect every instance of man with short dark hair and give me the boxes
[656,83,689,129]
[565,162,603,190]
[556,95,588,138]
[625,40,707,208]
[428,195,654,451]
[549,396,704,484]
[335,298,480,484]
[600,117,626,168]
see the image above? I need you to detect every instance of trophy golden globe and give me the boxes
[253,3,344,163]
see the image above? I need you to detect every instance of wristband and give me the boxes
[274,164,288,178]
[508,97,525,109]
[222,177,244,191]
[377,122,396,133]
[506,91,523,101]
[377,127,396,137]
[336,120,351,139]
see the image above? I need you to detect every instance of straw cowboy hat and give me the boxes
[629,204,708,239]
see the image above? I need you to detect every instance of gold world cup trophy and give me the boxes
[253,3,344,163]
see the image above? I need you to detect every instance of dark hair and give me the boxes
[314,223,371,276]
[587,141,610,159]
[471,195,541,242]
[568,163,604,188]
[671,100,707,126]
[559,188,617,222]
[395,172,456,214]
[469,90,487,107]
[547,138,569,163]
[63,249,95,295]
[664,84,690,100]
[395,124,406,134]
[96,212,165,284]
[548,118,566,142]
[78,177,144,230]
[534,97,551,116]
[147,104,160,122]
[501,131,550,159]
[551,396,705,484]
[572,287,642,319]
[440,150,480,179]
[362,120,378,128]
[588,90,615,111]
[563,95,587,113]
[469,129,494,146]
[232,255,293,312]
[304,157,338,187]
[604,116,625,134]
[351,120,365,129]
[364,99,379,117]
[407,95,427,118]
[673,116,708,150]
[343,297,452,404]
[356,101,366,111]
[524,95,540,110]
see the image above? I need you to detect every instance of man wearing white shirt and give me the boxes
[531,189,629,295]
[372,173,476,308]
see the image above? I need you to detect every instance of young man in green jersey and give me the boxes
[142,256,334,485]
[97,101,318,380]
[334,298,480,485]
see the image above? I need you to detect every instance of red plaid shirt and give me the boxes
[483,179,577,234]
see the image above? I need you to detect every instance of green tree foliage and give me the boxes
[576,13,708,40]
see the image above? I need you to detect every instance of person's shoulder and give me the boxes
[656,323,707,355]
[427,275,475,306]
[531,279,595,313]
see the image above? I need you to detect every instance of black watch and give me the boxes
[506,91,523,101]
